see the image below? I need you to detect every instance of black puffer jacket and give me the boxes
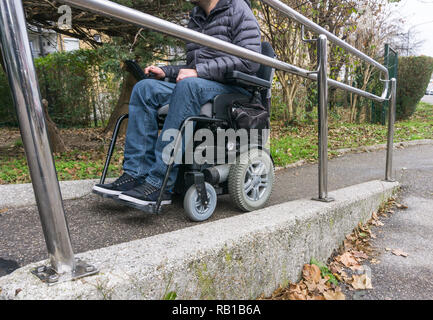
[161,0,261,83]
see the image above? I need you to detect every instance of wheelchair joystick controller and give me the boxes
[124,60,157,81]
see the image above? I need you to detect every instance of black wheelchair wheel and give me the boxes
[228,148,274,212]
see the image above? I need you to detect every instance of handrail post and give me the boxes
[0,0,96,284]
[385,78,397,182]
[313,35,334,202]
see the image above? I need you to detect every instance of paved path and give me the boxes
[421,94,433,104]
[345,148,433,300]
[1,144,433,282]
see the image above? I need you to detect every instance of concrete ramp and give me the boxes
[0,180,398,300]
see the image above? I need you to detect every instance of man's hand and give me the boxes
[144,66,165,79]
[177,69,198,82]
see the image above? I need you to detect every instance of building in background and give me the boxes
[28,26,81,58]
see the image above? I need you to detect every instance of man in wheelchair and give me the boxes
[93,0,275,220]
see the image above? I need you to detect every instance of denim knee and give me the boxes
[130,78,161,109]
[173,77,202,94]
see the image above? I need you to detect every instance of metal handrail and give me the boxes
[58,0,389,103]
[261,0,389,76]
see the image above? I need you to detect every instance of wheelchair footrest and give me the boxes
[113,198,162,214]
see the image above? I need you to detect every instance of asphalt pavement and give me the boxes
[421,94,433,104]
[1,143,433,300]
[345,148,433,300]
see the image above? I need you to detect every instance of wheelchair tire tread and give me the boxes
[228,149,274,212]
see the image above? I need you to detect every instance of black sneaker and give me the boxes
[92,173,140,198]
[117,182,172,208]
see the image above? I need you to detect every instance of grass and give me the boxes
[0,149,124,184]
[270,102,433,167]
[0,102,432,184]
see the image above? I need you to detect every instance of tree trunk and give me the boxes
[0,51,5,73]
[1,52,65,153]
[103,72,138,135]
[42,99,67,153]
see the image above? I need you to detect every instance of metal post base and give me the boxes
[31,258,98,285]
[312,197,335,203]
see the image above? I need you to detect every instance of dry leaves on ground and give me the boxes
[262,197,406,300]
[261,263,345,300]
[395,203,408,210]
[350,274,373,290]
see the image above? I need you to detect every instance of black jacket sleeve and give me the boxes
[160,64,189,82]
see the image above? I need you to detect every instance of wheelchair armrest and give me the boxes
[224,71,271,90]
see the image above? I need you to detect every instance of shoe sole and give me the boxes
[92,186,123,199]
[114,198,170,214]
[118,194,172,206]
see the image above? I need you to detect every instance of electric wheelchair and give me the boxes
[99,42,276,222]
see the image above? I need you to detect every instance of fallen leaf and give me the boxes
[289,292,307,300]
[316,278,329,294]
[329,262,343,274]
[305,280,318,292]
[336,252,359,268]
[392,249,408,257]
[288,283,308,300]
[323,289,346,300]
[349,264,364,271]
[343,239,354,250]
[352,250,369,260]
[351,274,373,290]
[303,264,321,283]
[371,220,384,227]
[396,203,408,209]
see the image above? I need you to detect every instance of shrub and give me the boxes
[396,56,433,120]
[0,45,129,127]
[0,69,16,126]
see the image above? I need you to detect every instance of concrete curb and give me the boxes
[0,178,114,209]
[333,139,433,157]
[0,180,398,300]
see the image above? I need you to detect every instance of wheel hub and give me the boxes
[244,161,269,202]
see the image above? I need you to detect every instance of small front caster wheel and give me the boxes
[183,182,217,222]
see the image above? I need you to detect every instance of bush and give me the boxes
[0,69,16,126]
[0,45,129,127]
[35,48,125,127]
[396,56,433,120]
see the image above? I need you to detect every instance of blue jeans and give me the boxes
[123,77,250,189]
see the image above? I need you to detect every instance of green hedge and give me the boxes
[396,56,433,120]
[0,45,130,127]
[0,68,16,126]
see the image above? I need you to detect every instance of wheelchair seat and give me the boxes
[156,93,252,124]
[156,42,275,124]
[157,101,213,120]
